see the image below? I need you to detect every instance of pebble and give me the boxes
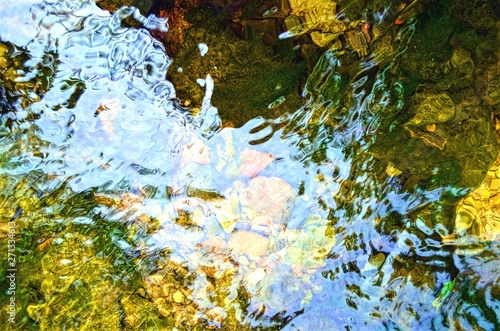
[246,267,266,285]
[173,290,184,303]
[196,78,206,87]
[198,43,208,56]
[228,231,269,258]
[491,179,500,191]
[238,255,250,266]
[181,137,211,166]
[200,236,227,254]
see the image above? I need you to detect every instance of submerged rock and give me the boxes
[453,152,500,239]
[181,137,212,166]
[406,92,456,127]
[449,48,474,75]
[484,64,500,107]
[228,230,270,258]
[405,126,447,150]
[239,176,296,227]
[211,189,241,233]
[283,214,336,270]
[207,176,295,245]
[238,148,275,178]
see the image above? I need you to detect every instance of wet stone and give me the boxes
[344,29,369,57]
[284,14,301,32]
[172,290,185,304]
[491,179,500,192]
[228,230,270,258]
[485,65,500,106]
[238,148,275,178]
[450,48,474,74]
[454,151,500,238]
[310,31,339,48]
[239,176,296,226]
[407,92,456,127]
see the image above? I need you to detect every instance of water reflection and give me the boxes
[0,0,499,330]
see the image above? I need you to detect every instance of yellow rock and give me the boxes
[455,205,477,234]
[407,92,456,126]
[172,290,184,304]
[288,0,336,19]
[368,252,386,269]
[386,163,403,177]
[211,190,241,233]
[284,14,301,32]
[310,31,339,47]
[454,152,500,238]
[490,179,500,191]
[463,195,483,210]
[489,194,500,206]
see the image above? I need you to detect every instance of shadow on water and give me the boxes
[0,0,499,330]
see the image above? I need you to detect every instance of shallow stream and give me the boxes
[0,0,499,330]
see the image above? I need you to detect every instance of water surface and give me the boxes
[0,0,499,330]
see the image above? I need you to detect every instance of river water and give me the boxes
[0,0,499,330]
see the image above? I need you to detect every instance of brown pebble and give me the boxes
[426,123,436,132]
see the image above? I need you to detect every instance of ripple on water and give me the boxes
[0,0,499,330]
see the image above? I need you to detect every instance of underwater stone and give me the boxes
[344,29,369,57]
[181,137,212,166]
[211,189,241,233]
[198,43,208,56]
[454,152,500,239]
[407,92,456,126]
[200,236,228,254]
[450,48,474,74]
[239,176,296,226]
[485,64,499,107]
[310,31,339,48]
[283,214,335,269]
[238,148,274,177]
[172,290,185,303]
[283,14,301,32]
[405,126,447,150]
[228,230,269,257]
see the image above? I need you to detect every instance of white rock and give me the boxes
[198,43,208,56]
[246,267,266,285]
[196,78,206,87]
